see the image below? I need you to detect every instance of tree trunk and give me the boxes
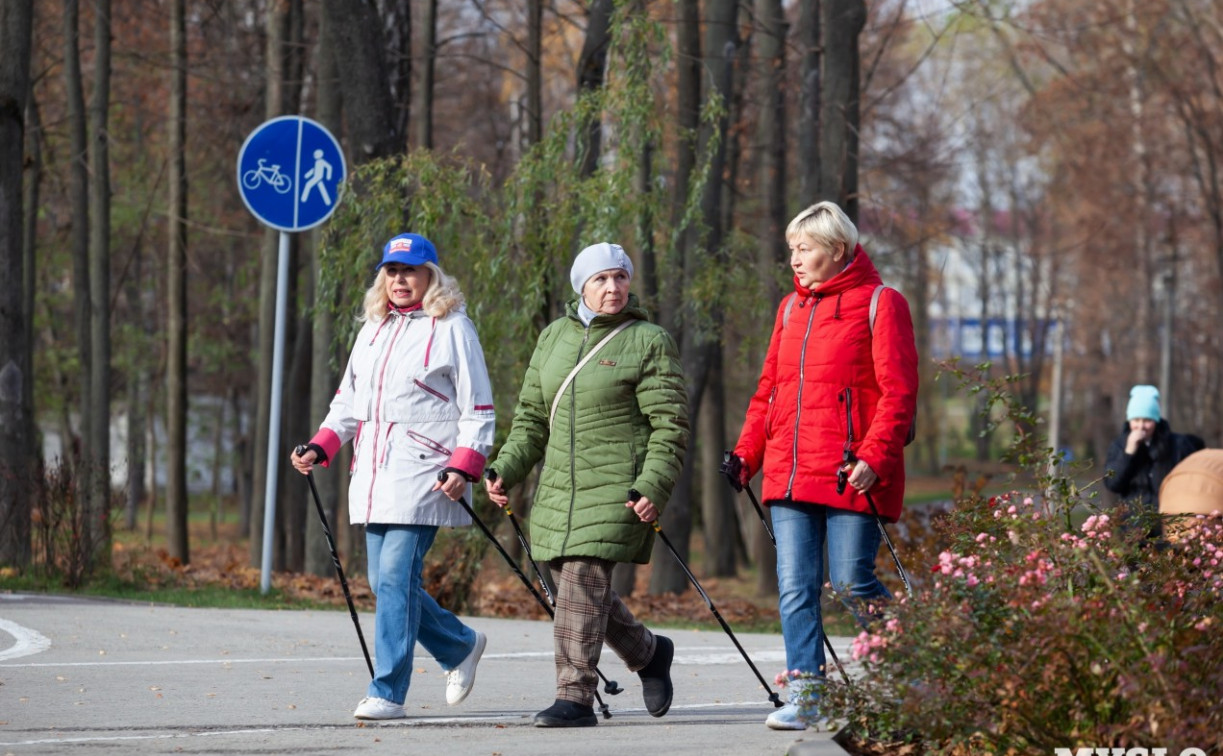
[797,0,820,208]
[525,0,542,149]
[752,0,787,596]
[576,0,614,176]
[817,0,865,218]
[651,0,739,595]
[276,0,308,573]
[124,248,147,532]
[250,0,292,568]
[0,0,35,569]
[305,18,344,579]
[700,353,735,577]
[322,0,404,160]
[661,0,700,336]
[23,95,42,464]
[89,0,113,568]
[165,0,190,563]
[416,0,437,149]
[65,0,96,560]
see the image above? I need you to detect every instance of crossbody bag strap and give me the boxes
[549,319,636,429]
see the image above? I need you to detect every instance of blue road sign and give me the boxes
[236,116,346,232]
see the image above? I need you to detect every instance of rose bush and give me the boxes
[811,367,1223,754]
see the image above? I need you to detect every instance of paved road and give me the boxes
[0,593,852,755]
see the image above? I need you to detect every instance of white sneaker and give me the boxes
[766,702,808,731]
[353,696,406,720]
[445,631,487,705]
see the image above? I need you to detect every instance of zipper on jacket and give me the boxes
[366,313,408,523]
[561,323,594,556]
[785,297,820,499]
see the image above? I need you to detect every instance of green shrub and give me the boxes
[815,364,1223,754]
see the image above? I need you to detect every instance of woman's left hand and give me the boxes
[845,459,878,492]
[433,471,467,501]
[626,494,659,523]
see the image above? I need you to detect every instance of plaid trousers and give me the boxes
[551,556,657,705]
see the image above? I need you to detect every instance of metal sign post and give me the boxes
[236,115,346,594]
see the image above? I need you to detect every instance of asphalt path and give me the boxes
[0,593,852,755]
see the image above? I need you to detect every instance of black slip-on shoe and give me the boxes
[533,699,598,728]
[638,634,674,717]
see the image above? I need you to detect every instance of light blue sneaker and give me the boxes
[766,702,807,730]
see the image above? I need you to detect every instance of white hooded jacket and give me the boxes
[310,305,496,527]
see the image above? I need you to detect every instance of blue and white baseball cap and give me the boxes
[377,233,439,271]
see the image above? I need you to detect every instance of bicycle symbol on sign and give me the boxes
[242,158,293,195]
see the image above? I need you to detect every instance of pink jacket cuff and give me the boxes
[446,447,487,480]
[309,428,343,468]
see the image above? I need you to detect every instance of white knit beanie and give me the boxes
[570,242,633,294]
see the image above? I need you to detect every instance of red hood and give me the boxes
[791,244,884,299]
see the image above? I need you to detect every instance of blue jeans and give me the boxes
[772,503,891,684]
[366,524,478,704]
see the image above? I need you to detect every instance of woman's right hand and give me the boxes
[483,475,509,508]
[290,446,317,475]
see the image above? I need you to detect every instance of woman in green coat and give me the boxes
[484,242,690,728]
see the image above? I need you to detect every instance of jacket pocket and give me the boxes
[414,378,451,404]
[764,386,779,438]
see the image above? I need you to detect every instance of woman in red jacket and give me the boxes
[724,201,918,730]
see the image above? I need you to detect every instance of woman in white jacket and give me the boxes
[290,233,496,720]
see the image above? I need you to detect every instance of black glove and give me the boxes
[719,451,747,492]
[295,443,328,465]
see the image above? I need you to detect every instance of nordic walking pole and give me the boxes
[840,389,913,597]
[837,451,913,598]
[723,451,774,546]
[486,472,623,696]
[294,445,374,679]
[863,489,913,597]
[630,490,783,708]
[440,471,615,719]
[721,453,850,683]
[737,477,851,687]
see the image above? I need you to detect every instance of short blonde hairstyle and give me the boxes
[785,201,859,259]
[360,261,466,322]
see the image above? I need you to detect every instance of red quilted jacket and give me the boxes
[733,247,918,522]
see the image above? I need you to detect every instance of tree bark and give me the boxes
[576,0,614,177]
[0,0,35,568]
[525,0,542,149]
[305,15,344,579]
[416,0,437,149]
[817,0,865,219]
[651,0,739,595]
[752,0,787,596]
[89,0,113,567]
[165,0,190,563]
[123,242,146,531]
[700,352,735,577]
[797,0,820,208]
[321,0,404,160]
[65,0,96,559]
[250,0,294,568]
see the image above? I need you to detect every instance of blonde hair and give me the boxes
[786,201,859,259]
[360,261,466,322]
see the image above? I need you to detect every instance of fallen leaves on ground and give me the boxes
[111,536,778,628]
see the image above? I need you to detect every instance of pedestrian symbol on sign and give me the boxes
[300,149,333,206]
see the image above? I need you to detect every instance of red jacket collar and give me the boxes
[791,244,883,298]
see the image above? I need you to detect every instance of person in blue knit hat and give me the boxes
[1103,384,1203,538]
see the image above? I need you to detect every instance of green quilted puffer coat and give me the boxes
[491,296,690,564]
